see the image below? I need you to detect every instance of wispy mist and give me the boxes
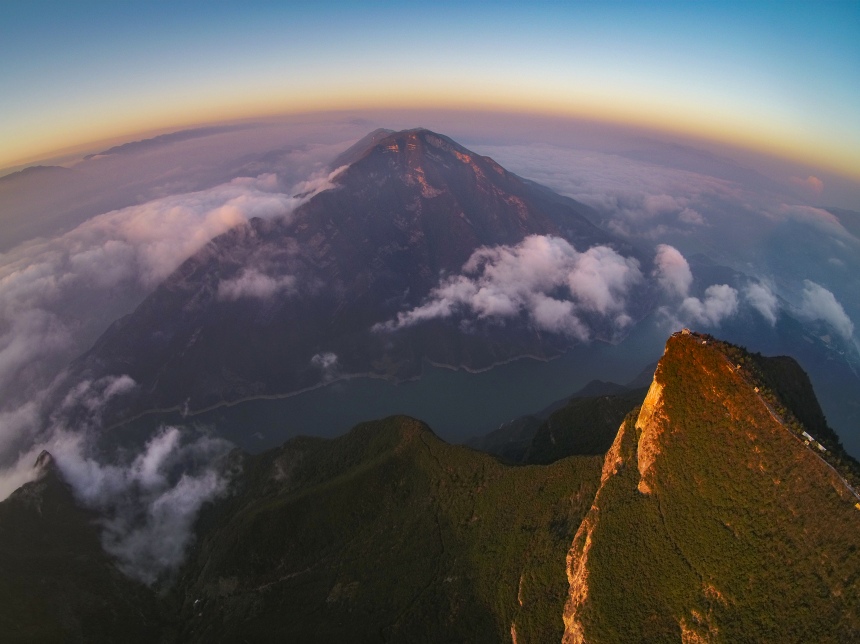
[0,130,361,584]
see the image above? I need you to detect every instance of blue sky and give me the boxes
[2,1,858,176]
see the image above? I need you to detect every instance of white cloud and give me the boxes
[376,235,642,339]
[217,269,296,300]
[530,295,589,339]
[50,425,232,586]
[678,284,739,327]
[798,280,854,341]
[311,352,338,370]
[292,164,349,197]
[678,207,705,225]
[311,352,340,382]
[566,245,643,315]
[643,194,682,217]
[791,175,824,195]
[0,375,233,586]
[0,374,139,498]
[652,244,693,298]
[774,204,850,238]
[0,401,41,470]
[745,281,779,326]
[0,309,71,391]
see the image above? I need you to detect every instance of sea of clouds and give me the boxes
[0,121,857,585]
[0,131,355,584]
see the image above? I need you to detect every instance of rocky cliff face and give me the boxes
[562,331,860,643]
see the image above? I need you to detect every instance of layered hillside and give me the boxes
[563,331,860,643]
[524,386,648,463]
[171,416,602,642]
[467,381,648,464]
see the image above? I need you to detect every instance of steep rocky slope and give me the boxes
[563,331,860,643]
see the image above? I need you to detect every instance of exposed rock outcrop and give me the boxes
[562,331,860,643]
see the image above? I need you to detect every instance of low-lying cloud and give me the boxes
[58,426,232,585]
[376,238,765,339]
[651,245,744,330]
[0,164,344,585]
[311,352,340,382]
[791,175,824,195]
[218,269,297,301]
[0,375,233,586]
[745,281,779,326]
[678,284,740,327]
[376,235,643,340]
[653,244,693,298]
[798,280,854,341]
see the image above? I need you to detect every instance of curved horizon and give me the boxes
[2,1,858,180]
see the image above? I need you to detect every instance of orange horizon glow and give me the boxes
[4,91,859,184]
[5,2,859,185]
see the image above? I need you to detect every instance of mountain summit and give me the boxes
[72,129,639,420]
[563,330,860,643]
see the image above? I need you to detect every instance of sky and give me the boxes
[2,0,859,178]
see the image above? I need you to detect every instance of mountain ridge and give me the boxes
[2,332,858,641]
[563,330,860,643]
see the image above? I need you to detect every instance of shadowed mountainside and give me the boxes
[170,416,601,642]
[69,128,644,424]
[0,453,163,643]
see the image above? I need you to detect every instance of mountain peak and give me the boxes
[34,449,55,471]
[329,127,474,171]
[563,331,860,642]
[328,127,394,168]
[333,128,507,184]
[69,127,616,419]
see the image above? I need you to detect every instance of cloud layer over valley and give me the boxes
[480,140,859,337]
[0,121,858,585]
[0,131,358,584]
[376,235,643,340]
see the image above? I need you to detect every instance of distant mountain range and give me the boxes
[82,125,249,159]
[3,333,858,641]
[0,164,70,183]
